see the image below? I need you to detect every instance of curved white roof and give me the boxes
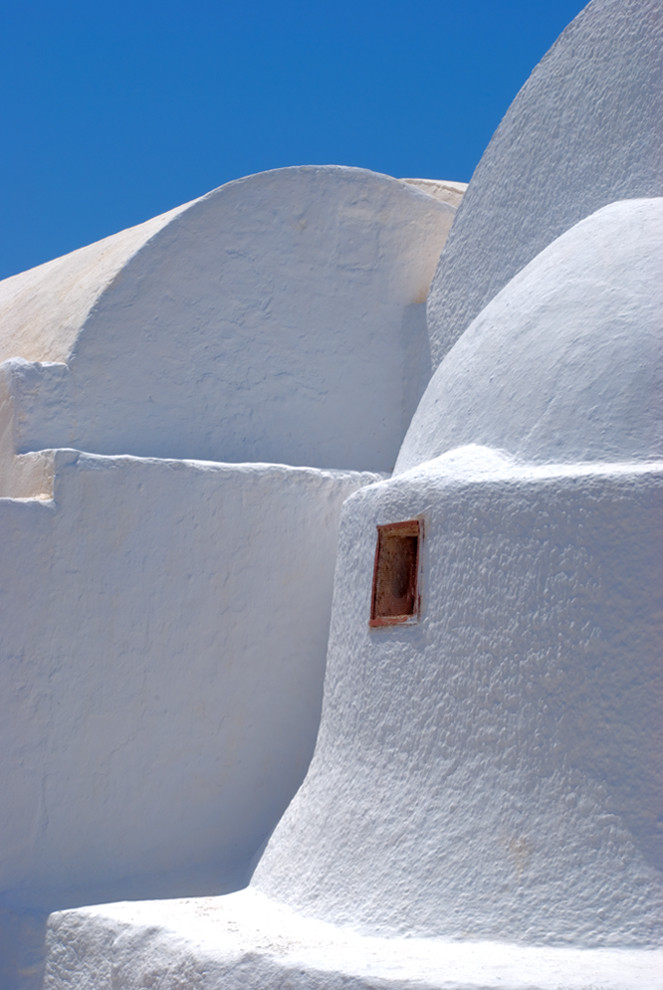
[427,0,663,366]
[397,198,663,473]
[0,167,457,472]
[0,202,192,365]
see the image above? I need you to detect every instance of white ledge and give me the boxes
[46,888,663,990]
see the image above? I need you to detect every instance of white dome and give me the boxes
[397,199,663,473]
[428,0,663,366]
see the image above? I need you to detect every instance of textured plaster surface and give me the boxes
[0,204,190,364]
[0,360,56,498]
[43,888,663,990]
[0,451,379,911]
[5,5,663,981]
[397,199,663,474]
[427,0,663,365]
[0,166,456,472]
[255,451,663,945]
[401,178,467,208]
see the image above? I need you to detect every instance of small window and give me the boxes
[369,519,421,627]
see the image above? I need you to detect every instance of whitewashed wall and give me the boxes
[254,451,663,945]
[0,452,378,911]
[27,1,663,985]
[0,165,455,988]
[251,190,663,953]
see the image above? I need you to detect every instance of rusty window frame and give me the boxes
[369,518,422,627]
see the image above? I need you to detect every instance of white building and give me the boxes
[0,0,661,987]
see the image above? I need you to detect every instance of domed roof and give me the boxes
[0,202,192,365]
[396,198,663,473]
[0,167,456,472]
[428,0,663,366]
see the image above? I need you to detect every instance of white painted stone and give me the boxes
[0,167,456,474]
[255,453,663,945]
[43,888,663,990]
[397,199,663,474]
[428,0,663,365]
[0,452,379,911]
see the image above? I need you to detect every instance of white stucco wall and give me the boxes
[427,0,663,365]
[254,450,663,946]
[0,452,379,912]
[0,166,460,987]
[397,199,663,474]
[0,167,456,474]
[7,6,663,984]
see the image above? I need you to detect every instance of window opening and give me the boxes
[369,519,421,627]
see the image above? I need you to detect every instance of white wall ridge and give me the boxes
[348,452,663,519]
[44,888,663,990]
[51,448,385,482]
[400,178,468,208]
[3,357,70,386]
[397,445,663,485]
[45,449,384,515]
[0,490,56,508]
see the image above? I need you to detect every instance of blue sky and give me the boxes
[0,0,586,280]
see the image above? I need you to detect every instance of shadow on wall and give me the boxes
[0,910,48,990]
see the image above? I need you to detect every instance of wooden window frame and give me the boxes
[369,518,422,628]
